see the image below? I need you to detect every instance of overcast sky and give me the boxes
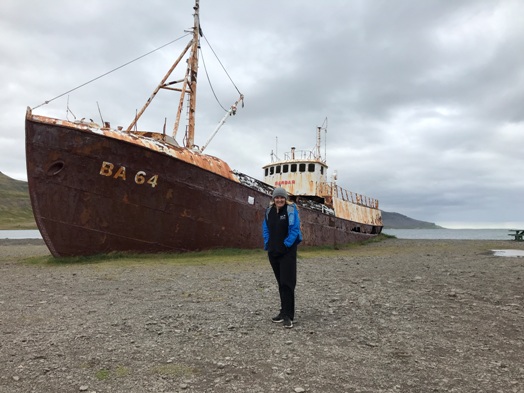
[2,0,523,228]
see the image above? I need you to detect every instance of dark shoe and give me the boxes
[283,317,293,329]
[272,313,284,323]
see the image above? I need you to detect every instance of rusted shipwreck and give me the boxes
[25,0,382,257]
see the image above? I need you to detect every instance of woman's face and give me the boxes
[274,196,286,208]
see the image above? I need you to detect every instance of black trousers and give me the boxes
[268,245,297,320]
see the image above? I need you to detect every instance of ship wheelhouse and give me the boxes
[262,149,328,200]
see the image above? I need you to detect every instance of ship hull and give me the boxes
[26,118,381,257]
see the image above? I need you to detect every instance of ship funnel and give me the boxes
[291,147,295,159]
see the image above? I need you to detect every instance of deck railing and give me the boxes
[271,149,325,163]
[318,182,379,209]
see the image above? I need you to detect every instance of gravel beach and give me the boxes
[1,238,523,393]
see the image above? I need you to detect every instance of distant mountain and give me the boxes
[0,171,36,229]
[381,210,442,229]
[0,171,440,231]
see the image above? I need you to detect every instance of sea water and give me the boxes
[0,230,43,239]
[0,228,516,240]
[382,228,514,240]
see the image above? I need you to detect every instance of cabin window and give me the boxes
[291,164,297,172]
[308,163,315,172]
[270,166,274,175]
[320,166,324,175]
[265,168,268,176]
[276,165,281,174]
[283,164,289,173]
[299,163,306,172]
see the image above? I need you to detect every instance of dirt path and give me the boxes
[1,239,523,393]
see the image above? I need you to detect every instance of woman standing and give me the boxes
[262,187,303,328]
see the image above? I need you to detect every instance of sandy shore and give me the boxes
[0,238,523,393]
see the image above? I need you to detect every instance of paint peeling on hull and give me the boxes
[29,113,238,182]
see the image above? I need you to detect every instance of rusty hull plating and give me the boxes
[26,109,381,257]
[26,109,256,256]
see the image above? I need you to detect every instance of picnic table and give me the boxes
[508,229,524,241]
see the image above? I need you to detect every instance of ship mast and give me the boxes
[125,0,241,151]
[185,0,200,149]
[126,0,201,148]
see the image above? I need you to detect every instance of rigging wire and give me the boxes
[201,34,243,97]
[200,47,228,112]
[66,96,76,121]
[321,116,328,130]
[32,33,192,110]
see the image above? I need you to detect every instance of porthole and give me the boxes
[46,161,65,176]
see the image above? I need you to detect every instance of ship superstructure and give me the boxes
[263,127,382,232]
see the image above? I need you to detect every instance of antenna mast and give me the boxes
[315,126,321,160]
[322,117,328,163]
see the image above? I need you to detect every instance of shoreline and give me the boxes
[1,235,523,247]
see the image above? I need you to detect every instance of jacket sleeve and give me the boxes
[284,204,303,248]
[262,214,269,250]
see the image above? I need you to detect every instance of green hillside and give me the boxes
[381,211,442,229]
[0,171,37,229]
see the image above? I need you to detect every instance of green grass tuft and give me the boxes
[22,248,268,267]
[94,365,130,380]
[95,369,110,380]
[21,235,391,266]
[151,363,194,377]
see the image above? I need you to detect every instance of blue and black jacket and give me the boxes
[262,202,303,253]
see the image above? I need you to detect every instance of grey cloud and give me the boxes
[1,0,523,228]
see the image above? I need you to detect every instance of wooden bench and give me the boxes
[508,230,524,241]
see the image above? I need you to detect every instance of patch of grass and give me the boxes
[114,365,130,378]
[0,218,37,230]
[95,369,110,380]
[21,235,392,266]
[94,365,130,380]
[376,232,397,240]
[0,207,36,230]
[298,233,394,258]
[22,248,268,267]
[151,363,194,377]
